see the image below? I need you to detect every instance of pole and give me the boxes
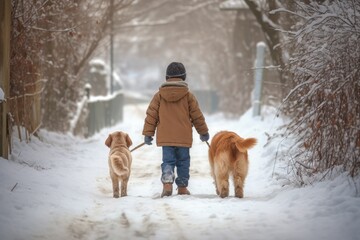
[109,0,114,95]
[0,0,11,159]
[252,42,265,117]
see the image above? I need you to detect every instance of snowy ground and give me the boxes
[0,104,359,240]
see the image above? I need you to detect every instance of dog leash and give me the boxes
[130,142,146,152]
[131,141,210,151]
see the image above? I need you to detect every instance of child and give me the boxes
[142,62,209,197]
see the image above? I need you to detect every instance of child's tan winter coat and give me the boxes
[142,78,208,147]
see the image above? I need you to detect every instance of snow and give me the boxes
[0,87,4,101]
[219,0,248,10]
[89,58,123,94]
[88,90,124,102]
[0,104,360,240]
[69,96,88,133]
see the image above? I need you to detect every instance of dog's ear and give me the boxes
[105,134,112,148]
[125,134,133,147]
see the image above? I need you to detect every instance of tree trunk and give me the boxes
[243,0,287,97]
[0,0,11,159]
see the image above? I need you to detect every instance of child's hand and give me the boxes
[200,133,209,142]
[144,136,153,145]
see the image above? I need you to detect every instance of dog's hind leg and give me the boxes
[214,155,230,198]
[120,177,128,197]
[216,171,229,198]
[218,178,229,198]
[233,157,248,198]
[233,174,245,198]
[110,171,120,198]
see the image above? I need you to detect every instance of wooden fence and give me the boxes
[1,78,43,157]
[85,91,124,137]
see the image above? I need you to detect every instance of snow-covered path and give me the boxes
[0,104,359,240]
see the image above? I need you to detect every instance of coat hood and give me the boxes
[159,79,189,102]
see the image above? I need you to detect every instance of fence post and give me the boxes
[0,0,11,159]
[252,42,265,117]
[85,83,91,99]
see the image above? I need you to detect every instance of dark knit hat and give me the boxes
[166,62,186,80]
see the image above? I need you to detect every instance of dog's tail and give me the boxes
[111,155,129,176]
[235,137,257,153]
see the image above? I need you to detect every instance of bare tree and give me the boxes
[40,0,135,132]
[242,0,287,94]
[10,0,134,132]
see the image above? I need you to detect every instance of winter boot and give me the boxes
[177,187,190,195]
[161,183,173,197]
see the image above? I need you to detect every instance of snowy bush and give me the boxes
[282,0,360,182]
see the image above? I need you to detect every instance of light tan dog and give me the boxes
[208,131,257,198]
[105,131,133,198]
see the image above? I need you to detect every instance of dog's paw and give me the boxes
[220,193,229,198]
[219,187,229,198]
[113,193,120,198]
[235,187,244,198]
[235,193,244,198]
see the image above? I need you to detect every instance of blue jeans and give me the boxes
[161,146,190,187]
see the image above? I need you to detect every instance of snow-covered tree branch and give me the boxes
[281,0,360,181]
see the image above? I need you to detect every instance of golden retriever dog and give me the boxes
[208,131,257,198]
[105,131,133,198]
